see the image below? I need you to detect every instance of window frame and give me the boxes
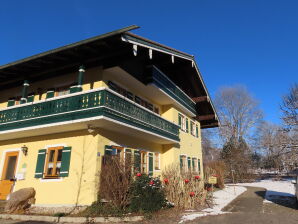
[190,121,196,136]
[44,146,63,179]
[178,113,186,131]
[154,152,160,170]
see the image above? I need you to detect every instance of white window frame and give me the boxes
[190,121,196,136]
[154,152,161,171]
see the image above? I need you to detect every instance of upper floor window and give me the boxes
[190,121,196,136]
[178,113,186,131]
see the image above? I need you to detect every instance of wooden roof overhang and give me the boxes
[0,25,219,129]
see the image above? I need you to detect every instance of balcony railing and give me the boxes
[0,88,179,142]
[147,66,196,115]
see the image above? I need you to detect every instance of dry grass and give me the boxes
[204,161,225,189]
[162,164,206,209]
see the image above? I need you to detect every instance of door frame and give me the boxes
[0,148,22,196]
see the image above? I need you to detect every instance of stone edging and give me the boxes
[0,214,144,223]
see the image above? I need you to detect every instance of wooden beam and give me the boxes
[192,96,208,103]
[196,114,215,121]
[201,122,219,129]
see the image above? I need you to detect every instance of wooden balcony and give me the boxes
[0,88,180,143]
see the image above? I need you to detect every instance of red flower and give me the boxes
[189,192,195,197]
[184,179,190,184]
[212,174,218,177]
[164,178,169,184]
[149,180,154,185]
[207,187,212,191]
[194,175,201,180]
[136,173,141,177]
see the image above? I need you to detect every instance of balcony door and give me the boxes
[0,151,19,200]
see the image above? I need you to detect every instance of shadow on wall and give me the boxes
[254,190,297,210]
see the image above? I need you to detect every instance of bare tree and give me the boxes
[257,121,298,171]
[215,85,263,142]
[201,129,220,162]
[281,83,298,130]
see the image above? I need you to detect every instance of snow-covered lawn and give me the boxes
[236,179,295,203]
[179,185,247,223]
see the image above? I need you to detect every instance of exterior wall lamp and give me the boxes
[21,145,28,156]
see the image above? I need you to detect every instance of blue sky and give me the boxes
[0,0,297,124]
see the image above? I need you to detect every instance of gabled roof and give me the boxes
[0,25,219,128]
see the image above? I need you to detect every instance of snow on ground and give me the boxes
[179,185,247,223]
[235,179,295,203]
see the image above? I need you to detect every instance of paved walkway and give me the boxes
[188,186,298,224]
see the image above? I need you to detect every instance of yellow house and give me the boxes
[0,25,218,208]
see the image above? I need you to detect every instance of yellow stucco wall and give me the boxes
[0,131,99,206]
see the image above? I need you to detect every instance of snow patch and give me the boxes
[179,186,247,223]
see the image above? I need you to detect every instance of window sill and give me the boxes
[40,178,63,182]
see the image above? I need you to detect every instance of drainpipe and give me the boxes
[20,80,29,104]
[70,65,85,93]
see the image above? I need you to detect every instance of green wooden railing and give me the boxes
[149,66,196,114]
[0,89,179,141]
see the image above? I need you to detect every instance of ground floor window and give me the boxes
[155,153,160,170]
[44,147,63,178]
[34,146,72,179]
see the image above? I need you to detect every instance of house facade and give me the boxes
[0,26,218,207]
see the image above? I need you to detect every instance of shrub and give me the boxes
[204,161,225,189]
[162,164,206,209]
[129,174,166,213]
[99,156,132,210]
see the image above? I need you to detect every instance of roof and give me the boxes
[0,25,219,128]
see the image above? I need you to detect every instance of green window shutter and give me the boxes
[187,157,191,170]
[186,118,189,133]
[60,147,72,177]
[196,125,199,137]
[27,95,34,103]
[134,150,141,172]
[148,153,153,176]
[34,149,46,178]
[180,155,183,169]
[7,99,15,107]
[198,159,201,173]
[46,90,55,99]
[178,114,182,127]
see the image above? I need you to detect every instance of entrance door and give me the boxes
[0,152,19,200]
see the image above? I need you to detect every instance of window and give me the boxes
[44,147,63,178]
[190,121,196,136]
[198,159,201,173]
[140,151,147,173]
[154,153,160,170]
[180,155,187,171]
[34,147,72,178]
[187,157,191,170]
[196,125,199,138]
[192,158,198,172]
[178,113,186,131]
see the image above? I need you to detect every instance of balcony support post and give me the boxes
[70,65,85,93]
[20,80,29,104]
